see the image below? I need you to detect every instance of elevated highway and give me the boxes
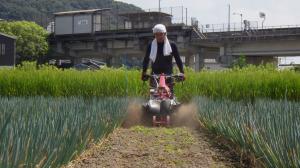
[192,26,300,67]
[49,8,300,70]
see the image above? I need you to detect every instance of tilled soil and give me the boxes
[66,126,242,168]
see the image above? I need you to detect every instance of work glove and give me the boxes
[141,72,148,81]
[178,73,185,81]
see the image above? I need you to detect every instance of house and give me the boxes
[119,11,172,29]
[0,33,17,67]
[53,8,112,35]
[52,9,173,35]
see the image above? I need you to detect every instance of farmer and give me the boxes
[141,24,185,95]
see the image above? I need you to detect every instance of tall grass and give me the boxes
[178,66,300,101]
[194,97,300,168]
[0,97,128,167]
[0,66,144,97]
[0,65,299,101]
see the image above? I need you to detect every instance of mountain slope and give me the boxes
[0,0,141,26]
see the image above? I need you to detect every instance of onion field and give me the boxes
[195,97,300,167]
[0,64,299,167]
[0,97,128,167]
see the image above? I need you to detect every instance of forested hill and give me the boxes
[0,0,141,26]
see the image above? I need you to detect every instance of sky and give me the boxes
[117,0,300,27]
[117,0,300,63]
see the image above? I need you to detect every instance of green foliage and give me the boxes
[0,64,299,101]
[0,64,144,97]
[195,97,300,168]
[177,66,300,102]
[0,61,299,168]
[232,55,247,68]
[294,65,300,72]
[0,21,49,61]
[0,97,128,167]
[16,61,37,71]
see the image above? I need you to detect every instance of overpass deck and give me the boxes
[200,27,300,42]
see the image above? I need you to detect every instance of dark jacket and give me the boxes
[142,41,184,74]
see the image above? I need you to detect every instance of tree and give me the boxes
[232,55,247,68]
[0,21,49,62]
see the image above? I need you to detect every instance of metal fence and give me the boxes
[198,21,300,40]
[107,6,195,30]
[199,21,259,33]
[146,6,192,25]
[199,21,300,33]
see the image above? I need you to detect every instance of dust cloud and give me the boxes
[171,103,201,129]
[121,99,144,128]
[122,99,200,129]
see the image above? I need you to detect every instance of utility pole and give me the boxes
[159,0,161,12]
[182,6,184,24]
[186,8,188,25]
[228,4,231,32]
[116,3,119,30]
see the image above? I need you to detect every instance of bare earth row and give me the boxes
[66,126,243,168]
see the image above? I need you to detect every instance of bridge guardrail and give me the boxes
[199,22,300,33]
[198,23,300,41]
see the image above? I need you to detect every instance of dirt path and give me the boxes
[66,126,242,168]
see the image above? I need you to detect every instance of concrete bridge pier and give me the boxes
[196,49,205,71]
[184,55,192,67]
[220,45,234,67]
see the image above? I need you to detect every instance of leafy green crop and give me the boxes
[195,97,300,168]
[0,97,128,167]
